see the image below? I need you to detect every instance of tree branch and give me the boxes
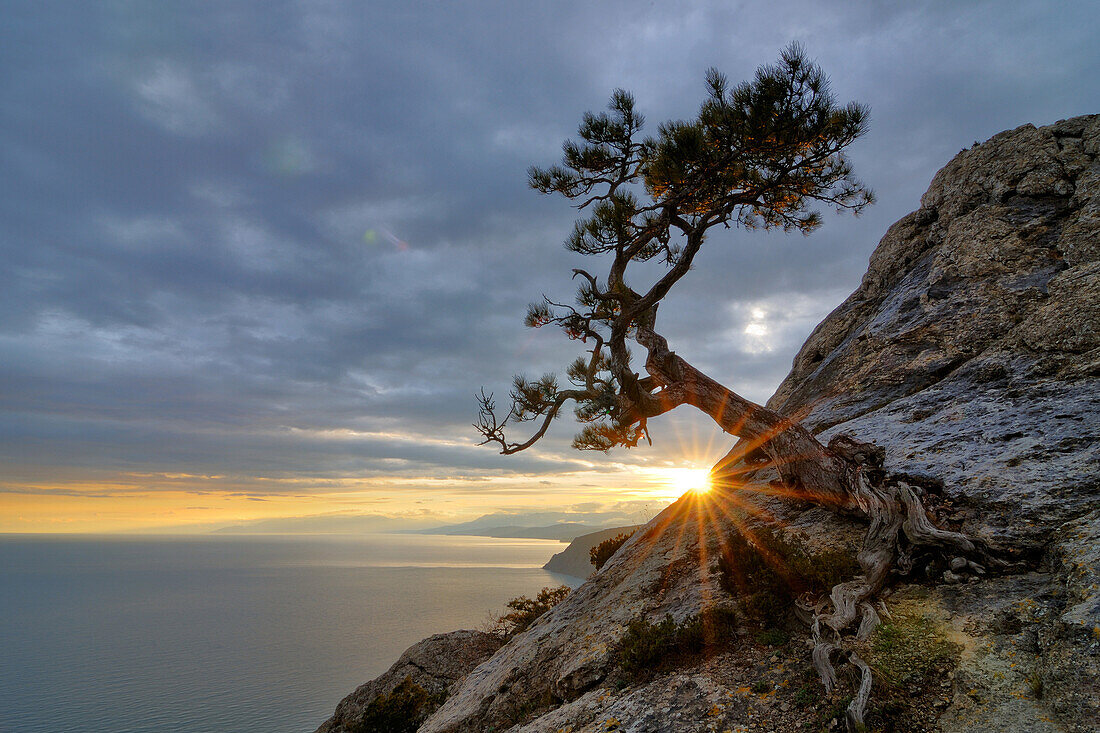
[474,387,591,455]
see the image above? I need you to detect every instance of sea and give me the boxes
[0,533,580,733]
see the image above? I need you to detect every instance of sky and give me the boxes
[2,1,1097,533]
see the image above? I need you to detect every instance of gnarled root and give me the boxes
[847,652,874,730]
[799,442,998,732]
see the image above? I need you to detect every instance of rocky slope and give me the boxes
[766,114,1099,555]
[316,630,503,733]
[314,115,1099,733]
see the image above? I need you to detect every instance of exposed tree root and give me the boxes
[847,652,874,730]
[635,323,1007,730]
[790,444,1003,731]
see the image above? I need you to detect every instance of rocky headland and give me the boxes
[542,526,641,579]
[315,115,1099,733]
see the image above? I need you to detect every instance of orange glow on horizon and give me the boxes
[0,466,678,534]
[1,411,744,534]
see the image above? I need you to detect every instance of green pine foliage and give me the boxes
[496,585,571,636]
[589,530,636,570]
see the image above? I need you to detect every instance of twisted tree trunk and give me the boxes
[636,325,852,506]
[635,324,995,730]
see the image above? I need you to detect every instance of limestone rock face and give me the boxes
[315,115,1100,733]
[768,115,1100,552]
[314,630,503,733]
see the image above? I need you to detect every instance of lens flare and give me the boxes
[667,467,712,494]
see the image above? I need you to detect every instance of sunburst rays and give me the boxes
[620,420,829,624]
[609,391,851,641]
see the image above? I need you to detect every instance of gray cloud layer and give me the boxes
[2,1,1097,499]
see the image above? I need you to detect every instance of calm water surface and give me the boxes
[0,534,578,733]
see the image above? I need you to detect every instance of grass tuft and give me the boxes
[1027,669,1044,699]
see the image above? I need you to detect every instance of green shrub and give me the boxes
[497,585,571,635]
[755,628,789,646]
[717,525,859,624]
[674,607,738,653]
[590,531,636,570]
[614,608,737,682]
[349,677,442,733]
[792,683,818,708]
[617,615,679,679]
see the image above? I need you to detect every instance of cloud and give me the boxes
[132,61,222,135]
[1,0,1097,528]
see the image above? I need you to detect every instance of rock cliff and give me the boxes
[316,630,503,733]
[315,115,1099,733]
[542,526,640,579]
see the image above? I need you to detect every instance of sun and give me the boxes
[667,468,712,495]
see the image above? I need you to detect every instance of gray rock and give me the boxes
[507,674,747,733]
[313,629,503,733]
[766,114,1099,553]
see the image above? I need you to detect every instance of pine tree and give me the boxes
[475,46,995,728]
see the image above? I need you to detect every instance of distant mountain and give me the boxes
[212,508,658,539]
[210,513,437,534]
[410,509,653,540]
[427,523,607,541]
